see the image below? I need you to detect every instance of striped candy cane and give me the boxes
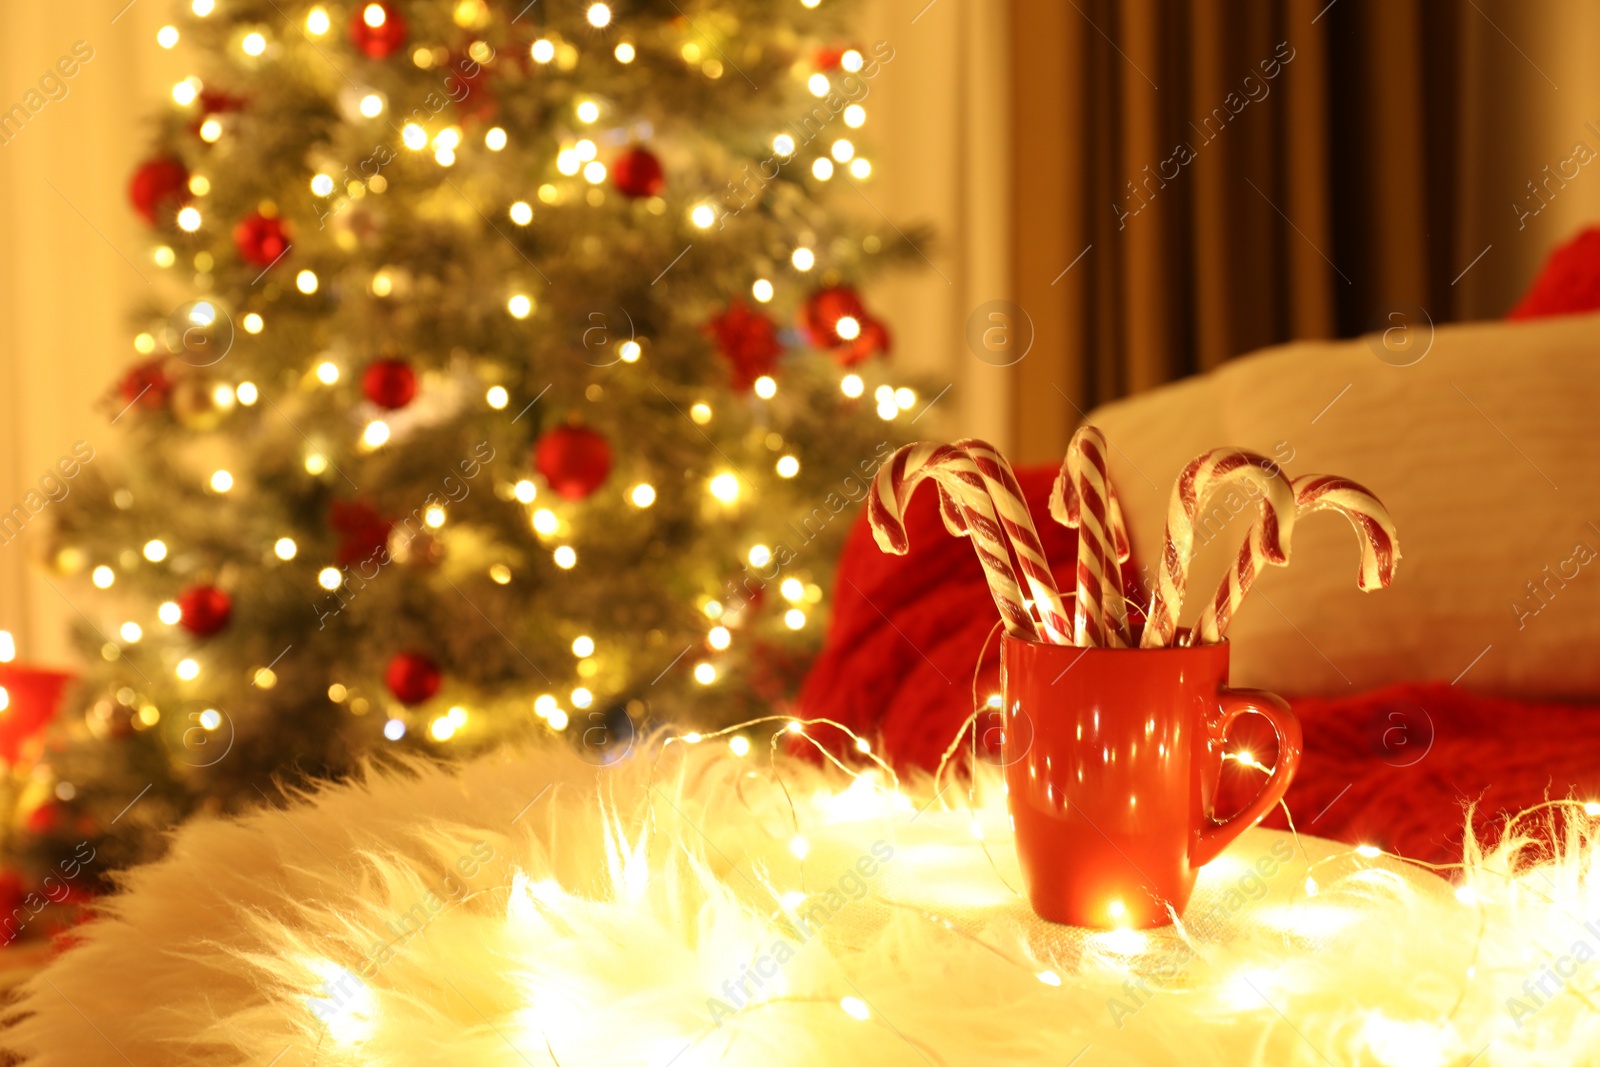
[1190,473,1400,645]
[1050,426,1132,646]
[869,443,1042,641]
[955,438,1074,645]
[1142,448,1297,648]
[1048,430,1132,564]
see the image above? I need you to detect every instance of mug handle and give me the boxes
[1190,688,1303,869]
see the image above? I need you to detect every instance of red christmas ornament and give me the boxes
[117,359,172,412]
[177,584,232,636]
[350,1,408,59]
[361,359,417,410]
[839,314,892,366]
[446,49,497,124]
[386,651,441,705]
[534,425,613,501]
[799,286,892,365]
[329,499,393,567]
[813,46,858,71]
[233,212,291,267]
[799,286,867,347]
[612,146,666,199]
[704,301,783,390]
[128,158,190,226]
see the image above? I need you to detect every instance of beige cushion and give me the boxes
[1087,312,1600,699]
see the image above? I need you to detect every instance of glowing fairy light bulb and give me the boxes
[532,39,556,63]
[773,134,796,156]
[576,100,600,123]
[120,622,142,643]
[583,161,607,184]
[791,247,815,271]
[157,25,179,48]
[176,207,202,232]
[192,0,215,15]
[789,835,810,860]
[241,32,267,56]
[210,470,234,492]
[553,545,577,569]
[708,472,740,503]
[172,78,200,106]
[690,402,712,424]
[850,158,872,179]
[571,688,593,709]
[509,201,533,225]
[513,480,537,504]
[752,278,774,302]
[708,626,731,650]
[780,579,804,602]
[895,387,916,410]
[811,158,834,180]
[693,662,716,685]
[176,658,200,681]
[508,294,533,319]
[384,719,406,740]
[158,601,182,625]
[691,204,717,229]
[296,270,319,294]
[840,374,864,398]
[807,73,830,97]
[728,735,750,757]
[305,453,329,475]
[485,127,508,151]
[310,174,335,196]
[0,632,13,662]
[831,139,855,162]
[1356,844,1382,858]
[305,7,331,35]
[748,544,772,567]
[587,3,612,27]
[835,315,861,340]
[753,376,777,399]
[424,506,446,528]
[571,635,595,658]
[776,455,800,478]
[363,3,388,28]
[486,385,509,409]
[532,509,559,535]
[430,717,456,741]
[614,42,635,63]
[785,609,806,630]
[274,537,297,560]
[318,567,342,590]
[143,539,168,562]
[630,483,655,507]
[786,720,803,734]
[402,124,427,150]
[358,93,384,118]
[703,600,723,619]
[844,104,866,127]
[198,118,223,143]
[362,421,390,448]
[618,340,642,363]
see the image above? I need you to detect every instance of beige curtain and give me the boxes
[1009,0,1473,462]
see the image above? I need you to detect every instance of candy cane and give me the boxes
[1049,426,1132,646]
[954,438,1074,645]
[1142,448,1296,648]
[1190,473,1399,645]
[869,443,1041,641]
[1049,430,1132,565]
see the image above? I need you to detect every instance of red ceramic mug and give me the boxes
[1000,636,1302,928]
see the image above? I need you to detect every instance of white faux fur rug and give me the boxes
[6,730,1600,1066]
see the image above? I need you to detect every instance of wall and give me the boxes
[0,3,180,668]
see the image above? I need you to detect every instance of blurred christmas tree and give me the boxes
[15,0,920,883]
